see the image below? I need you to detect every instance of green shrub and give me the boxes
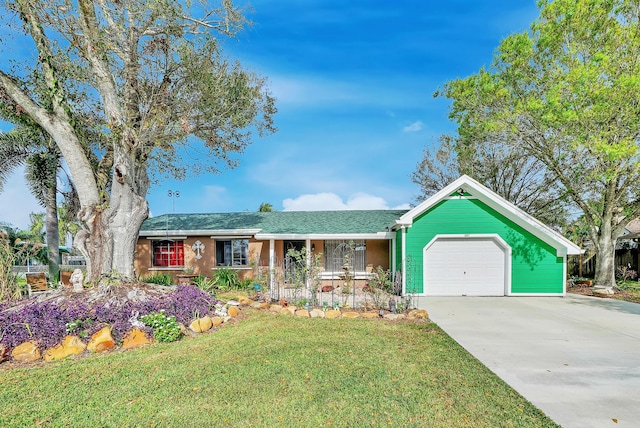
[65,318,93,338]
[141,273,173,286]
[193,274,218,293]
[212,267,239,291]
[238,278,254,290]
[140,310,183,342]
[364,266,393,309]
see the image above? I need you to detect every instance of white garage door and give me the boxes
[424,237,506,296]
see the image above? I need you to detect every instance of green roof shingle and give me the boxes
[140,210,408,235]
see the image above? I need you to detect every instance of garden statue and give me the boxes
[389,297,397,313]
[70,269,84,292]
[128,311,146,329]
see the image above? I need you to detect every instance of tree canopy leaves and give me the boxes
[0,0,277,279]
[438,0,640,286]
[412,134,570,228]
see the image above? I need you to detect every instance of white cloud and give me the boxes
[266,72,430,110]
[269,75,357,107]
[282,191,406,211]
[402,120,424,133]
[198,185,230,211]
[283,193,346,211]
[392,202,412,210]
[204,185,227,199]
[344,192,389,210]
[0,167,43,229]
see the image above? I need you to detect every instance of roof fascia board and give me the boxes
[471,190,579,255]
[397,175,581,256]
[140,229,262,237]
[140,230,394,240]
[254,232,394,240]
[396,178,469,227]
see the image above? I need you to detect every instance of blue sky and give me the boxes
[0,1,540,229]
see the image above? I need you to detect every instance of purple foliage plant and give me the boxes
[0,285,218,352]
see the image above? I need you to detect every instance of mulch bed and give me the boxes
[567,283,640,304]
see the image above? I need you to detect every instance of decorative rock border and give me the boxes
[1,296,428,366]
[236,296,429,321]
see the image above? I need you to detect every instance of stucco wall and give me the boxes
[135,236,260,281]
[135,237,392,284]
[365,240,390,270]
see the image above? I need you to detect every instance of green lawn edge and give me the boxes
[0,310,558,427]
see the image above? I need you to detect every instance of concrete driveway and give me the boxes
[418,295,640,428]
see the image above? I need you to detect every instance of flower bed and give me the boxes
[0,285,217,352]
[1,287,430,367]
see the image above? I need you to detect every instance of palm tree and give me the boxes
[258,202,274,212]
[0,222,47,266]
[57,199,81,248]
[0,125,62,281]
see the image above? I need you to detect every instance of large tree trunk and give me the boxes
[107,150,149,279]
[74,147,149,282]
[593,220,617,288]
[45,180,60,283]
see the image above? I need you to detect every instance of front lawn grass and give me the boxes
[0,310,557,427]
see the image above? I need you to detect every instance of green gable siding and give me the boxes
[405,198,563,294]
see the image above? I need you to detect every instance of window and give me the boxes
[152,240,184,267]
[324,240,366,272]
[216,239,249,266]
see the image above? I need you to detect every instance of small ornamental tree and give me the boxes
[365,266,393,310]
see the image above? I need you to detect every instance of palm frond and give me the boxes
[0,126,47,191]
[25,152,60,206]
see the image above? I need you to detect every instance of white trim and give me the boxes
[423,234,512,296]
[401,226,407,295]
[144,232,395,240]
[319,271,372,280]
[254,232,393,240]
[306,239,311,289]
[395,175,581,256]
[506,293,565,296]
[562,253,567,296]
[403,292,565,297]
[148,267,184,271]
[391,235,396,279]
[147,236,187,241]
[443,196,478,200]
[269,239,275,293]
[210,235,252,240]
[141,229,261,237]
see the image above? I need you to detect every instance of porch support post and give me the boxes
[306,239,311,289]
[391,233,396,280]
[562,253,567,297]
[269,239,275,295]
[401,226,407,295]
